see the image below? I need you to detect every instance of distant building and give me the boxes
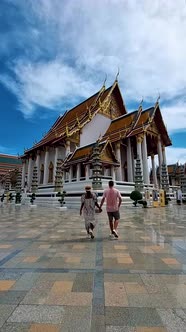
[0,154,22,191]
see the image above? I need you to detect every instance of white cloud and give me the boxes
[165,147,186,165]
[161,102,186,133]
[1,0,186,135]
[0,60,98,117]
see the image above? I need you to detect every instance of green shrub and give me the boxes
[130,190,142,207]
[30,193,36,204]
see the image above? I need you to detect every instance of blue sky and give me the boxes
[0,0,186,165]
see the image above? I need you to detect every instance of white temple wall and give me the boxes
[80,114,111,146]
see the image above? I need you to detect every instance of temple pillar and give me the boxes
[127,137,133,182]
[53,147,59,182]
[142,133,149,185]
[115,142,122,181]
[157,136,163,167]
[86,164,90,181]
[21,160,26,189]
[162,145,167,164]
[77,163,81,181]
[43,147,49,185]
[36,151,41,184]
[66,140,71,156]
[69,165,73,182]
[27,156,33,190]
[151,154,158,188]
[111,165,116,181]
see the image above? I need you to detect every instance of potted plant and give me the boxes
[30,193,36,205]
[57,190,67,209]
[1,193,5,203]
[8,193,14,203]
[56,190,66,210]
[130,190,142,207]
[15,192,22,205]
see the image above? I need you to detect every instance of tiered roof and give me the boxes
[24,80,127,155]
[63,140,120,167]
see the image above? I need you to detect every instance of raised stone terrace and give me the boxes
[0,203,186,331]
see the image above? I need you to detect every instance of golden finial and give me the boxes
[115,67,120,81]
[140,97,143,107]
[66,123,69,136]
[76,114,81,128]
[88,107,92,120]
[103,74,107,88]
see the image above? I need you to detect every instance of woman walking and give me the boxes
[80,185,102,239]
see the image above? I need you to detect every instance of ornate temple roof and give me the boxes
[101,103,172,147]
[23,80,127,156]
[63,140,119,167]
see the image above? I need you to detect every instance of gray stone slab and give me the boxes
[106,327,136,332]
[7,305,65,324]
[72,272,93,292]
[11,272,40,291]
[0,323,31,332]
[0,305,17,328]
[105,307,163,326]
[0,291,27,305]
[157,308,186,332]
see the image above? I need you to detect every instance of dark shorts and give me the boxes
[107,211,120,222]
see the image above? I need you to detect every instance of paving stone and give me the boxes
[7,305,65,324]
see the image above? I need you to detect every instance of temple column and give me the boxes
[151,154,158,188]
[127,137,133,182]
[65,140,71,156]
[162,145,167,164]
[36,151,41,184]
[69,165,73,182]
[27,156,33,190]
[111,165,116,181]
[86,164,90,181]
[43,147,49,185]
[115,142,122,181]
[142,133,149,185]
[77,163,81,181]
[21,160,26,189]
[157,136,163,167]
[53,147,59,182]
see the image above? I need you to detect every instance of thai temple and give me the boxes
[16,78,177,207]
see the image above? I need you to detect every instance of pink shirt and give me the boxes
[102,187,122,212]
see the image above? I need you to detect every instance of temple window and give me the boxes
[72,165,77,181]
[48,162,54,183]
[80,164,85,179]
[40,164,44,184]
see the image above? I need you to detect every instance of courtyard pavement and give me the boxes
[0,203,186,332]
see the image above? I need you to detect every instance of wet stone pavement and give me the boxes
[0,204,186,332]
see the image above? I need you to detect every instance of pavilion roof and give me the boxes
[63,140,119,166]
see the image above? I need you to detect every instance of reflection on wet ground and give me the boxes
[0,204,186,331]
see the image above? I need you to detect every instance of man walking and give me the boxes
[100,180,122,238]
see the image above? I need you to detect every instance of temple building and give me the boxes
[0,154,22,192]
[20,79,172,204]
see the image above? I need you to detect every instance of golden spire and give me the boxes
[76,114,81,128]
[115,67,120,81]
[103,74,107,88]
[66,123,69,137]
